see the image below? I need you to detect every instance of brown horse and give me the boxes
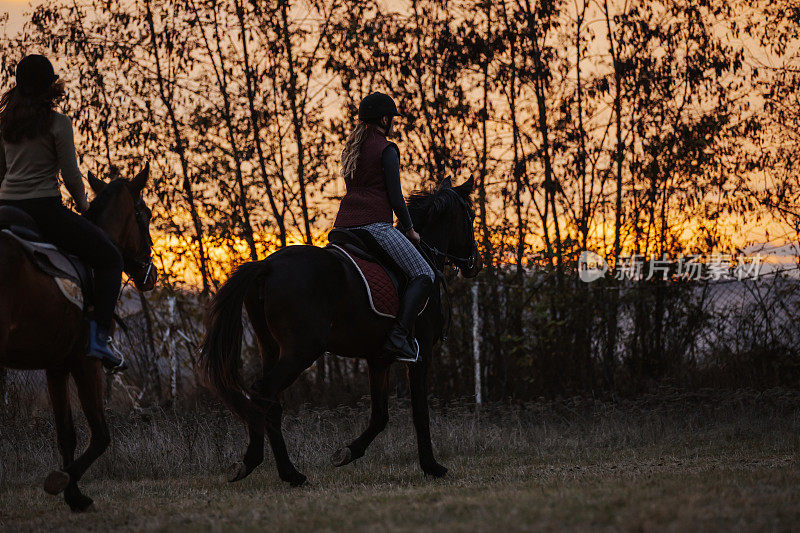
[0,165,156,512]
[199,178,481,487]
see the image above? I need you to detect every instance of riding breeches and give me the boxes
[350,222,434,282]
[0,196,123,330]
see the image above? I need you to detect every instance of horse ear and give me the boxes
[131,162,150,195]
[436,177,452,190]
[87,171,106,194]
[456,175,475,197]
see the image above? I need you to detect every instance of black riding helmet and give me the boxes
[358,92,401,123]
[16,54,59,97]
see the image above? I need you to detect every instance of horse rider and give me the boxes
[0,54,126,370]
[334,92,435,363]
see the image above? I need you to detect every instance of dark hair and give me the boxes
[0,80,65,144]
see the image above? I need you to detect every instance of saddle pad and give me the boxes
[329,244,399,318]
[1,229,84,309]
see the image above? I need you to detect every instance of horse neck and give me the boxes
[83,205,125,250]
[419,222,450,272]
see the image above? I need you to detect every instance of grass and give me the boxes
[1,389,799,531]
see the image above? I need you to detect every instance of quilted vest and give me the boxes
[334,128,394,228]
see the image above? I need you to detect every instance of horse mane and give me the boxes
[85,179,127,221]
[407,186,470,228]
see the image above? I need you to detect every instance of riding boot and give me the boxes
[383,275,433,363]
[86,321,127,371]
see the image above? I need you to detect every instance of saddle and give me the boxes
[0,206,92,310]
[327,228,409,318]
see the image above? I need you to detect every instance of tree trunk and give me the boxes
[603,0,624,392]
[279,0,313,245]
[193,0,258,261]
[144,0,211,293]
[238,0,288,247]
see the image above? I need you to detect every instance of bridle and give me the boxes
[127,197,155,289]
[419,189,479,273]
[420,239,478,273]
[416,188,480,341]
[87,188,155,289]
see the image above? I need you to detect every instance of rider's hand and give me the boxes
[406,228,421,246]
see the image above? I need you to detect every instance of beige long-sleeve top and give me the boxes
[0,112,89,211]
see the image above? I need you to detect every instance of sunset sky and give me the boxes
[0,1,33,35]
[1,0,798,287]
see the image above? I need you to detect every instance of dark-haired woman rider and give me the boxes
[0,55,125,370]
[334,92,435,363]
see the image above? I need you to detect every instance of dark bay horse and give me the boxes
[0,165,156,512]
[199,177,481,486]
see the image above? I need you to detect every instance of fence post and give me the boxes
[472,281,482,405]
[168,296,179,409]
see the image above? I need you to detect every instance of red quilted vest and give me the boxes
[334,128,394,228]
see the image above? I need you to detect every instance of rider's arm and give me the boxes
[382,144,414,233]
[53,114,89,213]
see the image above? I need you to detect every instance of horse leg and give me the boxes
[43,369,75,496]
[257,345,323,487]
[226,299,278,483]
[331,359,389,467]
[408,342,448,477]
[57,357,110,511]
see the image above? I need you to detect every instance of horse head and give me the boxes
[409,176,483,278]
[86,163,157,291]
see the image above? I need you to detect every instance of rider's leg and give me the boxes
[359,222,435,362]
[3,198,125,369]
[384,275,432,361]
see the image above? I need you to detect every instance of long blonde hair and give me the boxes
[341,121,369,181]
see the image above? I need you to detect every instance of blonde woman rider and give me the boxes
[333,92,435,363]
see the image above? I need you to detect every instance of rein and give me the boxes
[416,241,452,341]
[419,239,478,272]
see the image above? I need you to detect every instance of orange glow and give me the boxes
[151,230,330,287]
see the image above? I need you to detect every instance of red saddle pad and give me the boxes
[330,245,399,317]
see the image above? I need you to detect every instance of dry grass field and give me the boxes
[1,389,799,531]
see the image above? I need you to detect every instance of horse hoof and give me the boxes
[226,461,255,483]
[44,471,70,495]
[68,496,95,513]
[287,472,308,487]
[331,447,354,467]
[423,463,448,478]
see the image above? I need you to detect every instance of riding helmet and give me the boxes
[16,54,59,96]
[358,92,401,122]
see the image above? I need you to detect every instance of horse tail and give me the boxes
[198,260,269,421]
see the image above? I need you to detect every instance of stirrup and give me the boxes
[389,338,420,364]
[87,338,127,374]
[104,341,128,374]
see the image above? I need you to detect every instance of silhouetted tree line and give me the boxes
[1,0,799,400]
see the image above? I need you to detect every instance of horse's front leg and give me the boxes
[43,369,75,495]
[51,356,110,511]
[408,338,447,477]
[43,366,96,512]
[332,358,390,467]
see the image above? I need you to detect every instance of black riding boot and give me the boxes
[383,275,433,363]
